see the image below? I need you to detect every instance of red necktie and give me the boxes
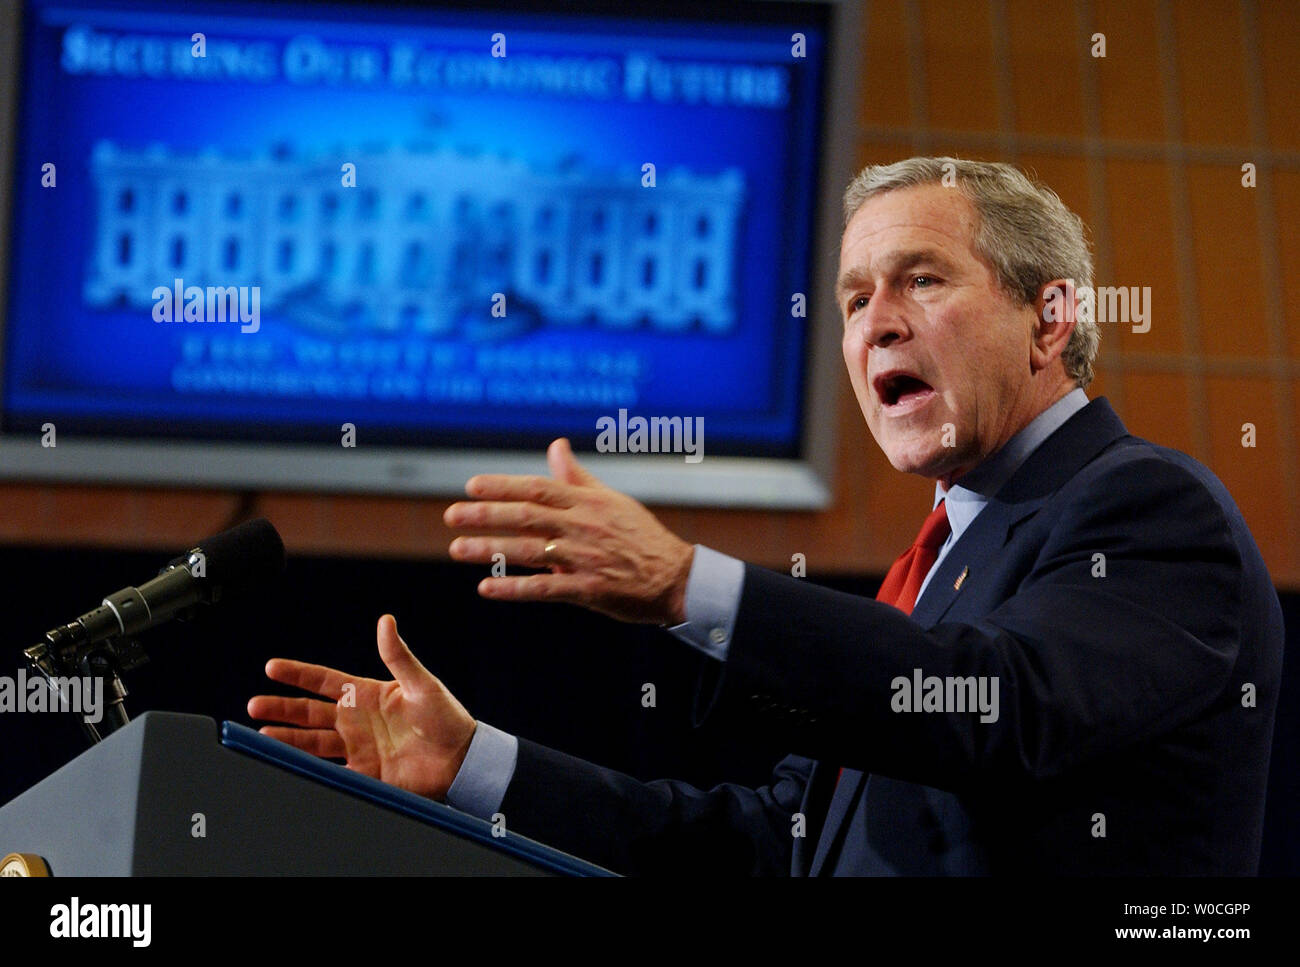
[875,499,952,615]
[837,500,950,785]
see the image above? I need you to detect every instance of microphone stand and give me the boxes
[23,633,149,746]
[78,646,132,739]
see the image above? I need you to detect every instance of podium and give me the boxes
[0,711,612,876]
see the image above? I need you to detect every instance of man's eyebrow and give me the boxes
[835,249,957,297]
[835,266,873,299]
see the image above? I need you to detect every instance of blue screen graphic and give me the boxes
[4,0,828,456]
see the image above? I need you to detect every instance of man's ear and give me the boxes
[1030,278,1080,373]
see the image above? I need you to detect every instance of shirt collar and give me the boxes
[933,388,1090,520]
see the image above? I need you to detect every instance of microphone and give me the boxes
[24,517,285,744]
[40,517,286,655]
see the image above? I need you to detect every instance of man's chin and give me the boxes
[884,451,938,477]
[881,443,957,480]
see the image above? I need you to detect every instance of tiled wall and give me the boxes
[3,0,1297,589]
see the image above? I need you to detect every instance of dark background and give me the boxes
[1,540,1294,875]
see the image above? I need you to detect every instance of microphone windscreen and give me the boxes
[193,517,286,598]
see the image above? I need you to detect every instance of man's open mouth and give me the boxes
[873,371,935,409]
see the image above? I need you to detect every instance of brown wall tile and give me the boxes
[1258,0,1300,151]
[1274,170,1300,359]
[1006,0,1086,136]
[1106,160,1185,356]
[860,0,913,129]
[1120,369,1196,455]
[1173,0,1251,146]
[1186,164,1269,359]
[1093,0,1166,141]
[919,0,1000,131]
[1205,375,1295,577]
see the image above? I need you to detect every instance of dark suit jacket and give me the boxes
[500,397,1285,875]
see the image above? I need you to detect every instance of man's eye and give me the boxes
[913,275,936,288]
[850,295,869,313]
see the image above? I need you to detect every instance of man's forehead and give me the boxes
[839,184,979,264]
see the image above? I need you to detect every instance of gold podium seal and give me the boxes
[0,853,50,876]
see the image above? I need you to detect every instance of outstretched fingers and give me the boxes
[476,572,594,604]
[464,473,580,507]
[263,657,359,701]
[448,536,553,568]
[247,694,339,730]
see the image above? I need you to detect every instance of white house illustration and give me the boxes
[84,141,745,335]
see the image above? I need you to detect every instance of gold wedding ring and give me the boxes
[543,541,559,565]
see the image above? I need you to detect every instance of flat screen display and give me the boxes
[3,0,830,460]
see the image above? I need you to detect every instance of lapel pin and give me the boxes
[953,566,969,591]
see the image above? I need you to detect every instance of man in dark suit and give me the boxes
[249,158,1284,875]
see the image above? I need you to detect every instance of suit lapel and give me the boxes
[910,497,1045,626]
[913,397,1130,627]
[793,761,836,875]
[810,769,864,875]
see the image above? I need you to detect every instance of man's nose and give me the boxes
[856,288,911,349]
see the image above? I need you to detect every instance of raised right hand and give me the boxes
[247,614,476,800]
